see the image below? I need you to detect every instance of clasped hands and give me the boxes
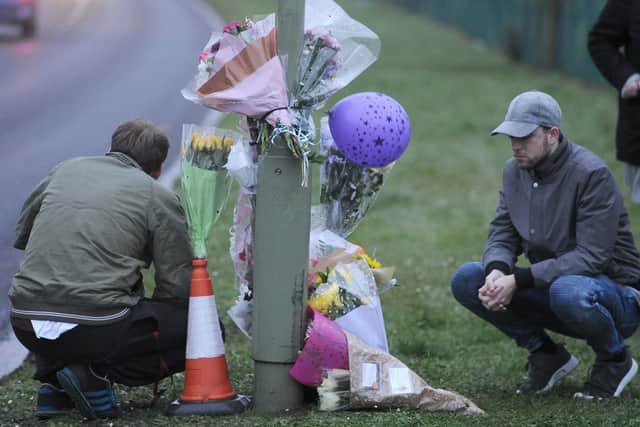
[478,269,517,312]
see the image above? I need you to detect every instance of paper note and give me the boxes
[389,367,412,394]
[361,362,379,390]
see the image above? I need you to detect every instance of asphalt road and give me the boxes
[0,0,221,378]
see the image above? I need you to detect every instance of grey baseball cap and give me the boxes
[491,90,562,138]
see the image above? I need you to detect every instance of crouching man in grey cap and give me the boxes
[451,90,640,399]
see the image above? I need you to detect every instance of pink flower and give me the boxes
[198,51,208,63]
[223,19,244,34]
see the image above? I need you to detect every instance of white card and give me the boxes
[361,362,380,390]
[389,367,412,394]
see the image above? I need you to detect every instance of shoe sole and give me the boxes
[56,368,97,420]
[574,358,638,400]
[539,355,579,393]
[36,408,69,420]
[614,358,638,397]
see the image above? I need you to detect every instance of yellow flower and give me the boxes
[190,132,200,148]
[204,135,214,151]
[196,136,206,151]
[223,136,234,150]
[214,135,223,150]
[308,283,342,316]
[358,253,382,269]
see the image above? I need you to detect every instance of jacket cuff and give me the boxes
[484,261,511,276]
[514,266,534,289]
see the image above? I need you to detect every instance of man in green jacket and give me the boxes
[9,119,193,420]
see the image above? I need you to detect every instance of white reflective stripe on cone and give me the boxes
[186,295,225,359]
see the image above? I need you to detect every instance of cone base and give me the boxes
[166,394,251,417]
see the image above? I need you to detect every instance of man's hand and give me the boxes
[622,77,640,99]
[479,271,516,312]
[478,269,504,305]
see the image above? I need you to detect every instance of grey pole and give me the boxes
[252,0,308,415]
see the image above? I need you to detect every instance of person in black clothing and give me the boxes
[589,0,640,202]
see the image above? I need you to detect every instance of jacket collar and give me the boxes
[106,152,143,171]
[532,138,570,180]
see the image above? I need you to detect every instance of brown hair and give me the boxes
[110,119,169,174]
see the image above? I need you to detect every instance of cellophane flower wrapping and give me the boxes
[182,0,380,186]
[318,369,351,411]
[227,189,255,337]
[290,309,350,386]
[182,14,290,126]
[226,123,259,338]
[319,117,394,237]
[344,331,484,415]
[308,260,375,319]
[290,0,380,114]
[311,331,484,414]
[183,0,379,123]
[307,229,393,351]
[181,124,238,259]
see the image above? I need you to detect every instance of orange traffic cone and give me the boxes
[166,259,250,416]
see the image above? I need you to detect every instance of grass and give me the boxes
[4,0,640,425]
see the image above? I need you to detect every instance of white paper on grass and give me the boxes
[389,367,413,395]
[335,296,388,353]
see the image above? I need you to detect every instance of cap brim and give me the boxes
[491,121,538,138]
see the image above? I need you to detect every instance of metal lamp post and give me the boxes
[252,0,309,415]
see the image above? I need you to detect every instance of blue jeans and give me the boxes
[450,262,640,358]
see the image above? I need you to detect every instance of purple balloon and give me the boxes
[328,92,411,167]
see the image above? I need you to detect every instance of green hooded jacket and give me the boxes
[9,152,193,324]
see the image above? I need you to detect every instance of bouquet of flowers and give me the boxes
[182,0,380,185]
[291,312,483,415]
[307,261,372,320]
[318,117,394,237]
[306,228,396,352]
[318,331,484,415]
[318,369,351,411]
[181,124,239,259]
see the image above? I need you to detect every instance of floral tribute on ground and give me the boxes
[180,0,482,416]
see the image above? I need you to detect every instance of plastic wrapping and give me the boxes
[308,260,376,320]
[183,0,379,124]
[308,228,395,296]
[319,117,394,237]
[225,131,258,192]
[289,309,349,387]
[227,188,255,337]
[345,332,484,415]
[318,369,351,411]
[182,0,380,186]
[292,0,381,112]
[227,283,253,338]
[307,229,392,351]
[182,14,290,126]
[180,125,238,258]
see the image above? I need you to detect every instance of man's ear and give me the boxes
[149,164,163,179]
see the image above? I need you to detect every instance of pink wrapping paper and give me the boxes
[289,309,349,386]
